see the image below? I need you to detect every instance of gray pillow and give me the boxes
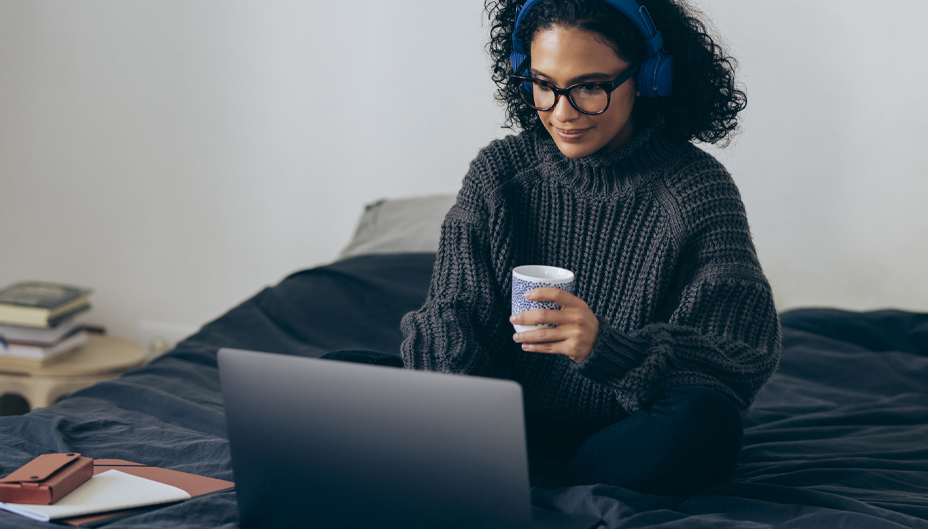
[338,194,457,260]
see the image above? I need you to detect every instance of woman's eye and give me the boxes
[577,85,605,97]
[534,82,553,93]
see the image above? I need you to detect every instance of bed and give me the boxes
[1,195,926,528]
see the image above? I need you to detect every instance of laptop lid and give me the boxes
[218,348,533,529]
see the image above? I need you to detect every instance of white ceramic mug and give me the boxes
[511,265,575,333]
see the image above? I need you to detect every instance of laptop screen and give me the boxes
[219,348,533,529]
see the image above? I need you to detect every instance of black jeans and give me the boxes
[320,350,742,496]
[526,385,743,495]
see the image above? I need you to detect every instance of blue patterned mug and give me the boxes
[511,265,575,333]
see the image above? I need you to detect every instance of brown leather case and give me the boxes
[89,459,234,496]
[0,453,94,505]
[60,459,235,527]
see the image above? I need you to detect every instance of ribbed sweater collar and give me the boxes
[533,124,686,197]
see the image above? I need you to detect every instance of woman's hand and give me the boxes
[510,287,599,363]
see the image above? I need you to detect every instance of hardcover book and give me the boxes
[0,282,91,328]
[0,317,84,347]
[0,330,87,362]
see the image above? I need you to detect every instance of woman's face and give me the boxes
[529,26,637,159]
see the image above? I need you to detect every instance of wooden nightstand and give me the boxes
[0,334,146,413]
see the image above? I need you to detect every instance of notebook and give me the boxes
[0,470,189,522]
[62,460,235,527]
[218,348,601,529]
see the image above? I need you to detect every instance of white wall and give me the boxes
[700,0,928,312]
[1,0,926,344]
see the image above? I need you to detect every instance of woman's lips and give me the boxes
[554,127,591,142]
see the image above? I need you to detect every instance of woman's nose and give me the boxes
[552,93,580,122]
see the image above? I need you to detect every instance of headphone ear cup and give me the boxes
[636,55,660,99]
[636,53,674,98]
[653,54,674,97]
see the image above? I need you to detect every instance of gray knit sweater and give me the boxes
[400,126,781,428]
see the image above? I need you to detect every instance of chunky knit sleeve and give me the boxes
[575,159,781,413]
[399,152,515,378]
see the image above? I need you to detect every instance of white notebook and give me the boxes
[0,469,191,522]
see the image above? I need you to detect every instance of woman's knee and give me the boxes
[656,385,741,430]
[651,385,743,487]
[565,385,743,495]
[658,386,741,441]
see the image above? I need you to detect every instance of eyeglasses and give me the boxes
[512,64,640,115]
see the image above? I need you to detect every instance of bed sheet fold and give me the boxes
[0,254,925,528]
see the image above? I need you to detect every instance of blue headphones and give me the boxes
[510,0,674,98]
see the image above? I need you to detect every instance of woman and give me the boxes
[398,0,781,496]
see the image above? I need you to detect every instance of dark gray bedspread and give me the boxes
[0,253,926,528]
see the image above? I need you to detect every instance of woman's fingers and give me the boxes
[512,325,570,344]
[524,287,579,306]
[510,287,599,362]
[516,328,592,359]
[510,308,573,328]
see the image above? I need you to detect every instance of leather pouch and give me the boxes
[0,453,94,504]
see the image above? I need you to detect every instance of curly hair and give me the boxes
[485,0,746,145]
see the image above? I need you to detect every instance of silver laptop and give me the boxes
[218,348,601,529]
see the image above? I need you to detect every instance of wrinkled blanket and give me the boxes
[0,253,925,528]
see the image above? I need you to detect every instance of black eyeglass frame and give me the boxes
[512,63,641,116]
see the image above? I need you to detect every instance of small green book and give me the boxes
[0,282,91,328]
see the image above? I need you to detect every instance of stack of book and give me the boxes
[0,281,92,367]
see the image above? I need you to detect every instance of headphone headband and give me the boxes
[510,0,674,98]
